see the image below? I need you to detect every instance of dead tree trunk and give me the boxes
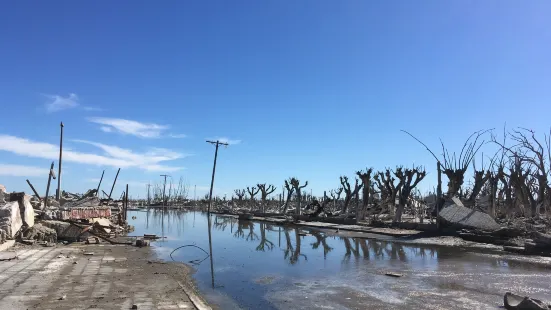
[340,176,363,217]
[356,168,373,223]
[329,187,343,214]
[282,180,295,214]
[393,167,426,223]
[257,184,276,213]
[289,178,308,216]
[246,186,260,211]
[234,189,246,210]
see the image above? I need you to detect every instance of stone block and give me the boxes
[18,195,35,228]
[0,201,23,238]
[438,202,501,232]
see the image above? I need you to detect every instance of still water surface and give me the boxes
[128,210,551,310]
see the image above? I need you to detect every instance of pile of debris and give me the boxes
[0,184,131,247]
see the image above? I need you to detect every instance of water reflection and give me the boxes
[129,210,551,310]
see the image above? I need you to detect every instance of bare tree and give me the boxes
[257,183,276,213]
[329,187,343,213]
[281,180,295,214]
[374,169,400,216]
[356,168,373,222]
[402,129,489,199]
[234,189,246,209]
[246,186,260,211]
[340,176,363,216]
[289,177,308,216]
[393,166,426,223]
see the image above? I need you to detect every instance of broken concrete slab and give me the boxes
[438,202,501,232]
[41,220,89,241]
[22,223,57,243]
[0,201,23,239]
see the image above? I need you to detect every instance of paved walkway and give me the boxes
[0,244,203,310]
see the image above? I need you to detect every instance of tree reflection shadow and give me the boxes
[310,231,333,259]
[256,223,274,251]
[283,228,307,264]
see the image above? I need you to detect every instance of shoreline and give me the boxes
[212,212,551,265]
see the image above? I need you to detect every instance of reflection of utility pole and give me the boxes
[206,140,229,215]
[160,174,169,208]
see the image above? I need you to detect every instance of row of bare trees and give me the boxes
[224,127,550,223]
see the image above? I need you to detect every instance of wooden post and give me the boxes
[26,179,41,200]
[96,170,105,196]
[125,184,129,221]
[45,162,55,207]
[108,168,120,200]
[56,122,64,201]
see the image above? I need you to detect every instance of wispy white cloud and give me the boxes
[88,117,170,138]
[82,106,103,112]
[0,164,48,177]
[207,137,241,145]
[169,133,187,139]
[0,135,185,172]
[44,93,79,112]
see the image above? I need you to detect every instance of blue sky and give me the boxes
[1,1,550,199]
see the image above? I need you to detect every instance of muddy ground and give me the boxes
[0,242,209,310]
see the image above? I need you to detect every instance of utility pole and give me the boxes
[108,168,120,200]
[56,122,64,201]
[96,170,105,197]
[206,140,229,214]
[160,174,169,208]
[146,183,151,207]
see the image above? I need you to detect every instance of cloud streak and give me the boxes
[44,93,79,112]
[88,117,171,138]
[0,135,184,172]
[0,164,48,177]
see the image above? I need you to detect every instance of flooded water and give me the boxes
[128,210,551,310]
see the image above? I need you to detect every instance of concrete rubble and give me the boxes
[0,185,129,248]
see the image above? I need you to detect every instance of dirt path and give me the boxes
[0,243,210,310]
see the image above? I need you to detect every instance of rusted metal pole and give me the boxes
[96,170,105,196]
[108,168,120,200]
[45,161,55,207]
[56,122,64,201]
[26,179,41,200]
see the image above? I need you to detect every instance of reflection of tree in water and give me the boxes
[310,231,333,259]
[256,223,274,251]
[233,220,248,239]
[341,237,360,261]
[213,216,229,231]
[283,228,307,264]
[382,241,407,261]
[246,222,258,241]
